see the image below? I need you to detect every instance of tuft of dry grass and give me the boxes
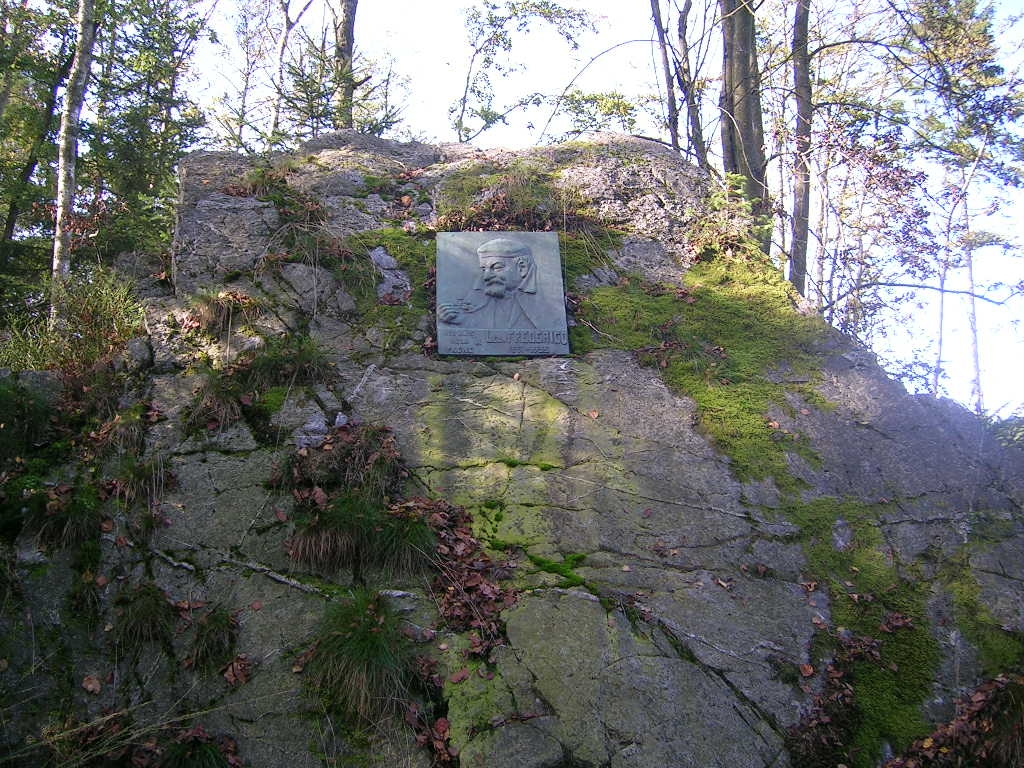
[303,588,413,723]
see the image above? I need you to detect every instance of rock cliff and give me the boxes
[2,131,1022,768]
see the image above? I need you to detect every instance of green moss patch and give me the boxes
[572,253,824,489]
[560,228,622,287]
[784,497,940,766]
[943,555,1024,676]
[343,228,436,311]
[435,157,606,235]
[527,552,588,589]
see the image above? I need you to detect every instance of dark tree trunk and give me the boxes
[2,47,72,248]
[719,0,769,251]
[329,0,358,130]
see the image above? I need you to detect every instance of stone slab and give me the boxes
[436,232,570,356]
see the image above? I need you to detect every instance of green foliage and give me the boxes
[557,89,651,138]
[452,0,594,142]
[0,1,73,251]
[113,581,175,654]
[94,193,179,257]
[0,265,143,375]
[572,251,823,489]
[279,30,404,142]
[992,413,1024,449]
[0,376,50,464]
[83,0,206,205]
[304,588,414,722]
[686,173,773,262]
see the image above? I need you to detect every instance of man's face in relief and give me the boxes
[479,255,512,298]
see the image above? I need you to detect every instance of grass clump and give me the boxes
[189,605,239,671]
[187,288,263,337]
[113,581,175,654]
[303,587,414,722]
[282,423,404,497]
[284,423,434,579]
[0,265,143,376]
[30,481,103,547]
[183,333,329,435]
[161,740,229,768]
[159,725,238,768]
[67,538,103,626]
[241,333,329,390]
[182,368,244,434]
[289,492,434,580]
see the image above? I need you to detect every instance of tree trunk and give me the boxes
[790,0,812,294]
[51,0,97,296]
[931,261,947,396]
[719,0,769,250]
[2,45,72,248]
[328,0,358,130]
[964,245,983,414]
[676,0,709,169]
[650,0,679,150]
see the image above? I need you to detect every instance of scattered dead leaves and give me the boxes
[221,654,251,686]
[82,675,102,694]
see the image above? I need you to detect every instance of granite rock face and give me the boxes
[2,131,1022,768]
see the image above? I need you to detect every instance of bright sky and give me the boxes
[197,0,1023,417]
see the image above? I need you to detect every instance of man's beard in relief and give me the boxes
[483,280,508,298]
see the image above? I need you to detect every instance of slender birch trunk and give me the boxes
[51,0,97,318]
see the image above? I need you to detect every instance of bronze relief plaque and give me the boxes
[436,231,570,356]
